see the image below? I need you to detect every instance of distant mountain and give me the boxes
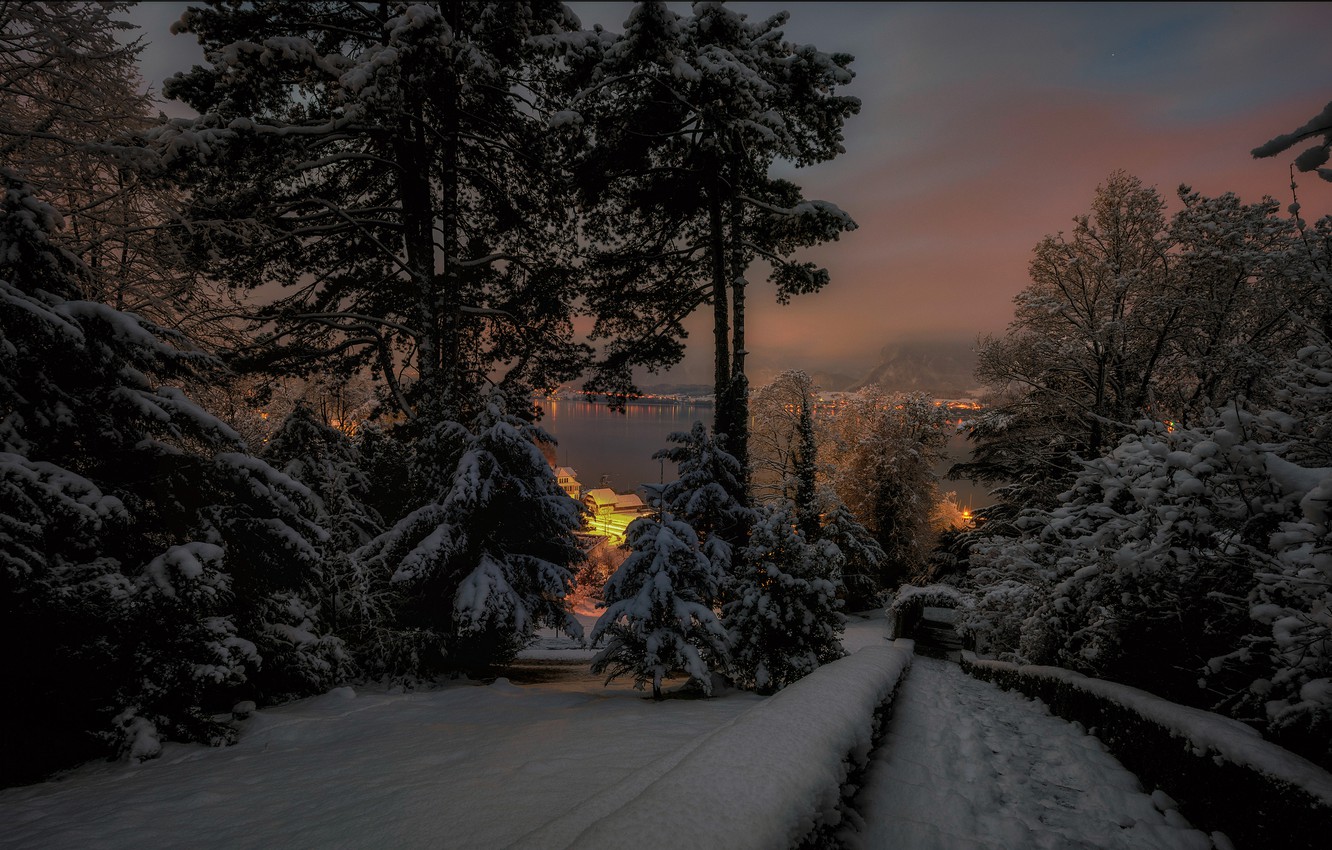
[805,369,860,392]
[853,338,981,399]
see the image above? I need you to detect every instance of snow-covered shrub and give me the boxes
[965,410,1276,700]
[963,327,1332,767]
[1209,337,1332,766]
[590,514,730,699]
[725,502,845,694]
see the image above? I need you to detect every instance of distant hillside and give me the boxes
[853,338,981,398]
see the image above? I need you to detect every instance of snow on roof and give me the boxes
[583,489,647,512]
[555,466,578,479]
[583,487,617,504]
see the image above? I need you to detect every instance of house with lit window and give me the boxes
[582,488,654,543]
[554,466,581,500]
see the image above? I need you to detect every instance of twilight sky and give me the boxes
[125,2,1332,386]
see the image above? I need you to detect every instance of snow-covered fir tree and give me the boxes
[263,404,386,660]
[724,502,844,694]
[0,174,343,781]
[654,421,755,581]
[818,502,888,610]
[590,514,730,699]
[356,422,414,527]
[358,389,583,674]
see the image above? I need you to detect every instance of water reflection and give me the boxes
[538,400,708,497]
[537,399,988,508]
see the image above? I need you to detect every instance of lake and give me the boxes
[536,398,989,509]
[537,399,706,494]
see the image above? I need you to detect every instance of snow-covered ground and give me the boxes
[0,613,894,849]
[1,674,761,849]
[843,656,1219,850]
[7,612,1239,850]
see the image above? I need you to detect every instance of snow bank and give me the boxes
[564,643,913,850]
[961,652,1332,850]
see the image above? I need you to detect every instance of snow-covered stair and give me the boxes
[844,656,1216,849]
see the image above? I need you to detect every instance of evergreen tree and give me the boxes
[725,502,844,694]
[818,502,888,611]
[654,421,755,579]
[358,389,583,674]
[160,0,590,423]
[0,176,339,781]
[357,422,413,527]
[590,514,729,699]
[263,404,385,655]
[571,1,858,495]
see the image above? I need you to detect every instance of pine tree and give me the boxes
[357,422,413,527]
[571,1,858,494]
[263,404,386,659]
[160,0,590,423]
[725,502,844,694]
[590,514,729,700]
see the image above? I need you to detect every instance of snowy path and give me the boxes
[0,679,759,850]
[846,657,1216,850]
[0,613,895,850]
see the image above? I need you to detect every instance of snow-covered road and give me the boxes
[845,656,1217,850]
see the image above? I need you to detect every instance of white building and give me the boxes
[554,466,581,500]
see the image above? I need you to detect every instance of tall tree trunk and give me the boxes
[435,0,463,421]
[727,186,750,507]
[795,393,820,539]
[396,105,439,418]
[707,161,731,440]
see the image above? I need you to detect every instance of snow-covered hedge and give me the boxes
[960,652,1332,850]
[567,643,913,850]
[887,584,969,639]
